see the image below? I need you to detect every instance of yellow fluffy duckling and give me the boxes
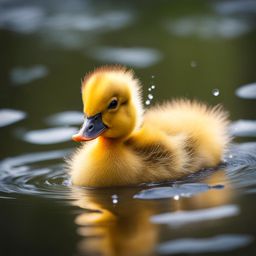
[69,65,230,187]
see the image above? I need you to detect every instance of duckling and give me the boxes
[69,65,230,187]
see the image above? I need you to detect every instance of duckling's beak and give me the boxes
[72,113,107,142]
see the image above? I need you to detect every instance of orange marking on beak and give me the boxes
[72,134,93,142]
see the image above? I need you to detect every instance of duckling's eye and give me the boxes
[108,99,118,109]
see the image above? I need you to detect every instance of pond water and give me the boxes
[1,0,256,255]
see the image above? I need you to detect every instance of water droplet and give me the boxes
[174,195,180,200]
[190,61,197,68]
[148,88,152,91]
[112,194,118,204]
[151,85,155,89]
[212,89,220,96]
[145,100,151,105]
[148,94,153,100]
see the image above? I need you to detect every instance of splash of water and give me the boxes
[145,80,156,106]
[212,88,220,96]
[112,194,119,204]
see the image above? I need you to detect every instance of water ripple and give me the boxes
[0,149,74,200]
[166,16,250,39]
[0,109,27,127]
[151,205,239,226]
[229,120,256,137]
[134,183,222,200]
[21,127,77,144]
[0,6,45,33]
[235,82,256,99]
[46,111,83,126]
[89,47,163,68]
[10,65,48,85]
[157,234,253,254]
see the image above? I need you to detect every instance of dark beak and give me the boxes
[72,113,107,142]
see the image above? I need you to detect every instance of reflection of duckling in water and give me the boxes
[72,170,233,256]
[69,65,230,187]
[73,188,158,256]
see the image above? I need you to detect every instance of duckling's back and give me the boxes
[140,99,230,174]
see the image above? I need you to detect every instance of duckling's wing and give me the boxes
[131,143,174,166]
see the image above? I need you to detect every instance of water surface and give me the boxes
[0,0,256,255]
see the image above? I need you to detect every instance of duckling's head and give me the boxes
[73,66,143,142]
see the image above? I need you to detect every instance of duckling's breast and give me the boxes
[71,139,144,187]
